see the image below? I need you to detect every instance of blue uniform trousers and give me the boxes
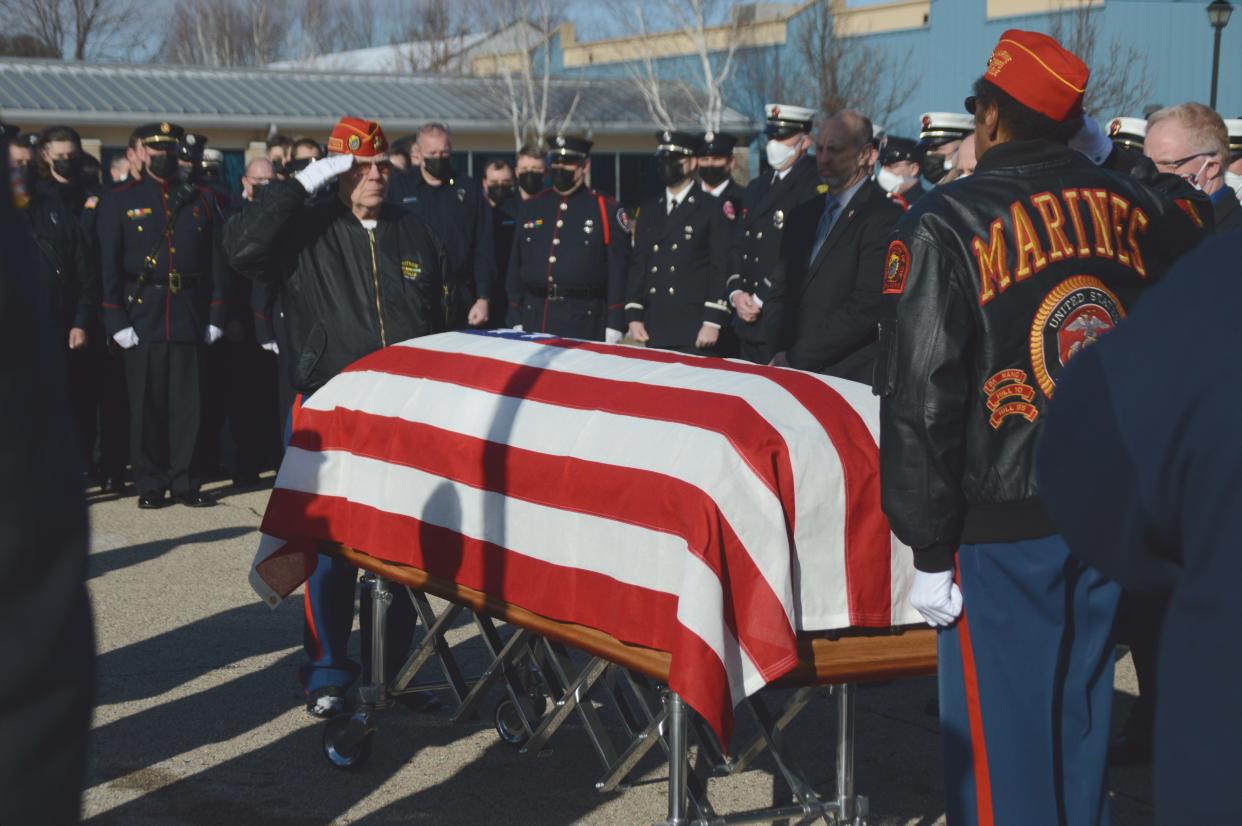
[938,536,1120,826]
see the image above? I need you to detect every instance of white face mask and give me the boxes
[1184,157,1211,191]
[876,166,916,194]
[766,138,797,171]
[1227,170,1242,199]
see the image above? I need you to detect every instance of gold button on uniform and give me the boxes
[668,287,675,295]
[549,256,557,263]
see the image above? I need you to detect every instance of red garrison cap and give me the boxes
[984,29,1089,122]
[326,116,388,158]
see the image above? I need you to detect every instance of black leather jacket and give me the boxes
[874,140,1208,572]
[223,179,446,395]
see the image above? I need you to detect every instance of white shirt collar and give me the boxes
[666,184,693,211]
[702,178,730,198]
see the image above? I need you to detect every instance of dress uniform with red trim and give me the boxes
[505,134,630,341]
[97,121,228,507]
[874,30,1206,826]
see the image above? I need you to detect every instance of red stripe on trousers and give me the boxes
[957,606,995,826]
[423,334,892,626]
[283,405,798,685]
[263,489,743,745]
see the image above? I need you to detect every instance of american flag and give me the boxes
[251,330,919,744]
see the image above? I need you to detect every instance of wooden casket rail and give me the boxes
[333,545,937,686]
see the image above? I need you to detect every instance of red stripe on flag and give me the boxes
[285,405,798,684]
[513,337,893,626]
[263,489,754,745]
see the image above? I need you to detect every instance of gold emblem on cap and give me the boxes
[771,105,781,118]
[662,130,671,142]
[1109,119,1121,136]
[556,135,565,147]
[160,122,170,134]
[986,49,1012,78]
[705,131,715,142]
[348,134,361,151]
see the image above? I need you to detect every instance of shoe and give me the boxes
[174,492,214,508]
[137,493,166,509]
[100,476,126,495]
[306,686,348,718]
[1108,730,1153,765]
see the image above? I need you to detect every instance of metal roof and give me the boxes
[0,58,756,135]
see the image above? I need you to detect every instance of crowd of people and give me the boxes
[5,23,1242,823]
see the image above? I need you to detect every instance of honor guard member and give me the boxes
[727,104,822,363]
[506,134,629,342]
[874,30,1206,826]
[1107,116,1147,152]
[97,121,228,509]
[696,131,744,209]
[626,130,732,353]
[915,111,974,186]
[875,135,923,209]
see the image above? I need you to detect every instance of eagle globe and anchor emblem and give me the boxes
[1029,275,1126,398]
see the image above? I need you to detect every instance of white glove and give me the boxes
[605,328,623,345]
[113,327,139,349]
[260,340,280,354]
[204,324,223,345]
[908,569,963,627]
[1068,116,1113,166]
[513,324,524,332]
[294,154,354,194]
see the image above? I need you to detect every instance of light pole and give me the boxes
[1208,0,1234,109]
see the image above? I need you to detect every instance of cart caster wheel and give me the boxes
[495,695,547,748]
[323,713,374,770]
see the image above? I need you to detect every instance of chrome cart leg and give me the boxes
[835,685,867,826]
[660,691,690,826]
[322,573,392,770]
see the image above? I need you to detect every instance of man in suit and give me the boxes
[727,104,822,364]
[1144,103,1241,234]
[773,110,903,382]
[625,130,732,353]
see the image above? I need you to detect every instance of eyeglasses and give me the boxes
[1150,151,1215,172]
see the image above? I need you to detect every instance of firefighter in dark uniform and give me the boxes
[506,134,630,342]
[875,135,924,210]
[625,130,731,353]
[914,111,974,188]
[874,30,1206,825]
[727,104,822,364]
[97,122,227,509]
[696,131,744,210]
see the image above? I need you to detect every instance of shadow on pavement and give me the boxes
[88,526,257,579]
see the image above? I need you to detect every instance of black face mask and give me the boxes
[699,165,729,187]
[487,183,514,205]
[423,156,453,182]
[550,166,578,193]
[51,156,82,181]
[147,152,178,181]
[285,158,313,175]
[657,155,689,188]
[517,170,544,196]
[920,153,950,184]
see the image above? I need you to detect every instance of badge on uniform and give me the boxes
[773,209,784,229]
[617,208,631,234]
[84,195,99,210]
[722,201,736,221]
[126,207,153,220]
[882,240,910,295]
[816,184,829,195]
[401,260,421,280]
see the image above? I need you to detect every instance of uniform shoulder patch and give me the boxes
[722,200,736,221]
[618,207,632,233]
[882,240,910,295]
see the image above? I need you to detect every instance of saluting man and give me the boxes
[626,130,732,354]
[505,134,630,342]
[97,122,228,509]
[727,104,822,364]
[875,30,1206,826]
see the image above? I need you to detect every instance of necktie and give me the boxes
[809,194,839,263]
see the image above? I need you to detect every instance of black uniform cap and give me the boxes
[133,121,185,147]
[697,131,738,157]
[655,130,703,156]
[0,123,19,141]
[546,133,592,161]
[179,132,207,161]
[880,136,920,165]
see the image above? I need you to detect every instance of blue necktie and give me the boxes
[810,194,839,264]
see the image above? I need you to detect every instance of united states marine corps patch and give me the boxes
[882,240,910,295]
[982,368,1039,429]
[401,260,421,280]
[1030,276,1126,398]
[348,134,361,151]
[722,200,736,221]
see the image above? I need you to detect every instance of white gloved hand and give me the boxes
[908,569,963,627]
[1068,116,1113,166]
[294,154,354,194]
[513,324,524,332]
[605,327,623,345]
[113,327,139,349]
[260,340,280,354]
[204,324,223,345]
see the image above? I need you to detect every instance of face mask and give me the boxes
[920,152,953,184]
[517,170,543,195]
[423,156,453,182]
[766,138,797,171]
[51,156,81,181]
[147,152,177,181]
[1184,157,1211,191]
[550,166,578,193]
[875,166,912,194]
[285,158,312,175]
[1226,170,1242,198]
[699,165,729,187]
[657,155,688,187]
[487,183,514,204]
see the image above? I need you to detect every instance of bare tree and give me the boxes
[289,0,379,63]
[791,0,917,127]
[1048,0,1151,117]
[731,43,789,121]
[389,0,476,72]
[158,0,291,67]
[0,0,140,60]
[625,0,742,132]
[486,0,580,151]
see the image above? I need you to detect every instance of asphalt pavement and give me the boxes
[81,475,1156,825]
